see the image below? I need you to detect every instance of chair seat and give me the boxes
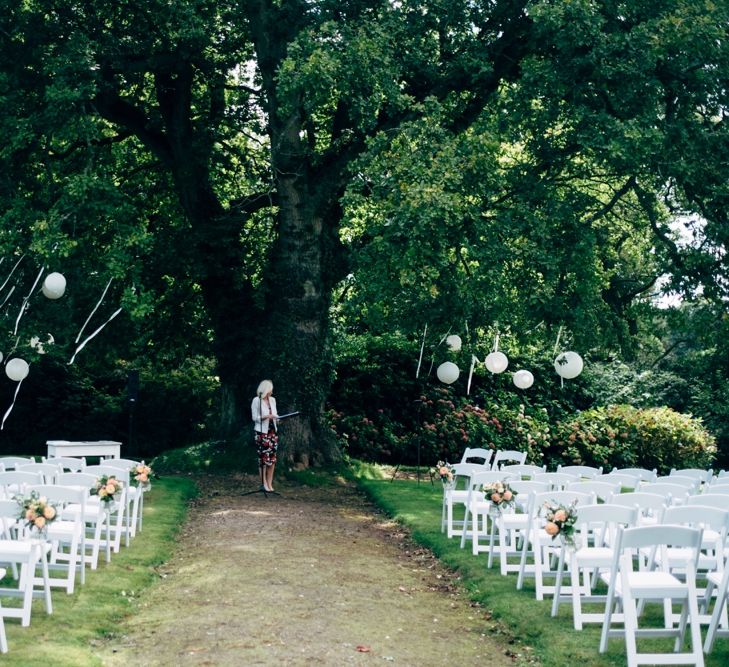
[625,571,689,597]
[574,546,614,565]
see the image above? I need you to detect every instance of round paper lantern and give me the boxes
[6,358,29,382]
[554,351,584,380]
[41,272,66,299]
[513,369,534,390]
[485,351,509,374]
[445,334,462,352]
[436,361,460,385]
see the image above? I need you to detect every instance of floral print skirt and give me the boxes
[256,429,278,467]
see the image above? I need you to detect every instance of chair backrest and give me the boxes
[17,462,63,484]
[662,504,729,535]
[56,472,98,490]
[655,474,699,490]
[670,468,713,484]
[84,464,130,499]
[617,524,703,552]
[29,483,88,512]
[529,490,595,523]
[533,472,580,491]
[567,480,621,503]
[599,472,641,490]
[501,464,546,480]
[43,456,86,471]
[0,470,44,496]
[468,470,517,490]
[460,448,494,467]
[573,503,639,547]
[702,485,729,496]
[557,465,602,479]
[640,482,691,503]
[686,494,729,511]
[0,456,34,471]
[610,491,668,515]
[492,450,527,468]
[611,467,658,482]
[708,477,729,489]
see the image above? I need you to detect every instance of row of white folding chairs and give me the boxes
[0,457,149,653]
[496,488,728,665]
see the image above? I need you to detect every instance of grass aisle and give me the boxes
[2,477,197,666]
[358,474,729,667]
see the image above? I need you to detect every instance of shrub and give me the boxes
[548,404,716,473]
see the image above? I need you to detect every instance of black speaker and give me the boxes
[127,370,139,402]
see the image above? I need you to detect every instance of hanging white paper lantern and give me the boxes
[6,358,29,382]
[41,272,66,299]
[485,351,509,374]
[436,361,460,385]
[513,369,534,390]
[445,334,462,352]
[554,351,584,380]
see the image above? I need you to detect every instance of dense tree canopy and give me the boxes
[1,1,727,463]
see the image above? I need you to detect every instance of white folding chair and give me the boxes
[489,480,550,575]
[460,471,518,551]
[600,525,704,667]
[84,465,130,551]
[704,555,729,654]
[0,499,53,627]
[460,447,494,468]
[0,567,6,653]
[551,503,638,629]
[55,472,112,570]
[557,465,603,479]
[500,464,546,479]
[655,475,700,493]
[702,485,729,496]
[30,484,87,594]
[442,462,488,538]
[102,458,148,536]
[491,450,527,469]
[516,490,594,600]
[687,494,729,510]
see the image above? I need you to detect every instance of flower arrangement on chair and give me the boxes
[15,490,58,538]
[482,480,518,512]
[91,475,124,504]
[434,461,456,487]
[129,463,153,491]
[542,500,578,547]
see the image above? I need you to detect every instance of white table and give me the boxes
[46,440,122,460]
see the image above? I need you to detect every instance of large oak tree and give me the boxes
[1,1,727,463]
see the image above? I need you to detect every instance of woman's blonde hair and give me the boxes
[256,379,273,397]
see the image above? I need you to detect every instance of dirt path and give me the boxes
[97,475,528,666]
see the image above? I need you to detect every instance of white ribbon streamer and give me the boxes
[69,308,122,365]
[14,266,44,335]
[1,377,25,430]
[416,324,428,378]
[0,254,24,295]
[75,277,113,344]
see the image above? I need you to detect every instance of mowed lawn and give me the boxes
[357,474,729,667]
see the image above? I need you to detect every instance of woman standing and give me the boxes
[251,379,279,492]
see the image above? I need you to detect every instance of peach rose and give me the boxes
[26,509,36,521]
[502,490,513,501]
[138,473,148,482]
[545,521,560,536]
[553,509,568,523]
[98,488,108,497]
[43,506,56,520]
[34,516,46,529]
[105,483,117,494]
[490,493,502,503]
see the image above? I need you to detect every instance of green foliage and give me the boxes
[548,405,716,473]
[152,437,256,474]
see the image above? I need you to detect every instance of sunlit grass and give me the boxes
[356,473,729,667]
[1,476,197,666]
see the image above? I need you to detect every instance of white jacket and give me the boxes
[251,395,278,433]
